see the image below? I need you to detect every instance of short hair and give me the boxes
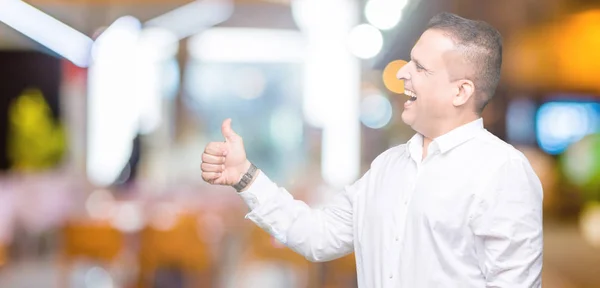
[426,12,503,113]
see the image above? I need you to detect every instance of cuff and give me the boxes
[238,171,279,210]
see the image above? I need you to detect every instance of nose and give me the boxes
[396,62,411,81]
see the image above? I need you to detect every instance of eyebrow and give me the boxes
[411,54,433,73]
[411,55,425,69]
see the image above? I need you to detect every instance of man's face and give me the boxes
[396,29,459,137]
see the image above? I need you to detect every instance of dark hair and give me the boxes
[426,12,503,113]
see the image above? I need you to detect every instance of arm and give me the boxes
[238,168,369,262]
[200,118,376,262]
[470,155,544,287]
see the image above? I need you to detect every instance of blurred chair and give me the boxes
[246,225,307,266]
[137,212,215,288]
[236,225,318,287]
[59,220,125,287]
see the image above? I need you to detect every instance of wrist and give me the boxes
[236,160,252,183]
[238,169,260,193]
[232,160,258,192]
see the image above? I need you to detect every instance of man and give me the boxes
[201,12,543,287]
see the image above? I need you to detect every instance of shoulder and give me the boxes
[469,130,532,169]
[469,131,542,195]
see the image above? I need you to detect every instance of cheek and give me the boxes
[423,79,449,102]
[417,86,447,113]
[413,74,436,96]
[412,75,447,112]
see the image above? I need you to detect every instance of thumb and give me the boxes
[221,118,240,142]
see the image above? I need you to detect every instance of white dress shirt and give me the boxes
[239,118,543,287]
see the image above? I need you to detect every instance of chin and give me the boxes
[401,110,414,126]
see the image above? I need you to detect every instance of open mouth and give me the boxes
[405,89,417,102]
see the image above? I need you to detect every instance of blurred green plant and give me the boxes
[7,88,67,171]
[560,133,600,202]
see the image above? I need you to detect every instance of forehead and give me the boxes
[411,29,456,66]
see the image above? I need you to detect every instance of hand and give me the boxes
[201,118,251,186]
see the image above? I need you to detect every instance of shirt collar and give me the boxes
[405,118,484,158]
[406,133,423,161]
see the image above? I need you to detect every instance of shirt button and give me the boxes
[389,274,393,279]
[395,236,399,241]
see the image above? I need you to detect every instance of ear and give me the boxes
[452,79,475,107]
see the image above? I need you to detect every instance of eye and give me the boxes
[415,63,425,72]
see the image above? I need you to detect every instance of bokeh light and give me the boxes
[360,94,393,129]
[347,24,383,59]
[580,202,600,249]
[536,102,600,155]
[364,0,407,30]
[85,189,116,220]
[561,133,600,195]
[382,59,407,94]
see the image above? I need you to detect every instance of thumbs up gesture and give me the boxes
[201,118,251,186]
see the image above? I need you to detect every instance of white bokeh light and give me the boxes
[293,0,361,187]
[136,27,179,62]
[188,28,305,63]
[364,0,407,30]
[347,24,383,59]
[87,16,141,187]
[0,0,94,67]
[110,202,144,233]
[85,189,116,220]
[84,266,114,288]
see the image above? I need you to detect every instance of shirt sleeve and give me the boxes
[237,149,391,263]
[238,169,372,262]
[470,154,544,287]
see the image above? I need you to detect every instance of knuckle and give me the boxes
[206,143,216,151]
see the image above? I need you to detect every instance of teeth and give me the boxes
[405,89,417,101]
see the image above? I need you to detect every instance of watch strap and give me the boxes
[233,163,258,192]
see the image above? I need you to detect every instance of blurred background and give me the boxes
[0,0,599,287]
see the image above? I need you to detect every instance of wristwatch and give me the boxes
[233,163,258,192]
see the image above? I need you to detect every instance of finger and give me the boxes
[202,153,225,164]
[201,163,225,173]
[204,142,226,156]
[221,118,241,143]
[202,172,222,182]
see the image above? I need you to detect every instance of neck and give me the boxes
[421,112,480,159]
[425,112,479,139]
[422,137,433,160]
